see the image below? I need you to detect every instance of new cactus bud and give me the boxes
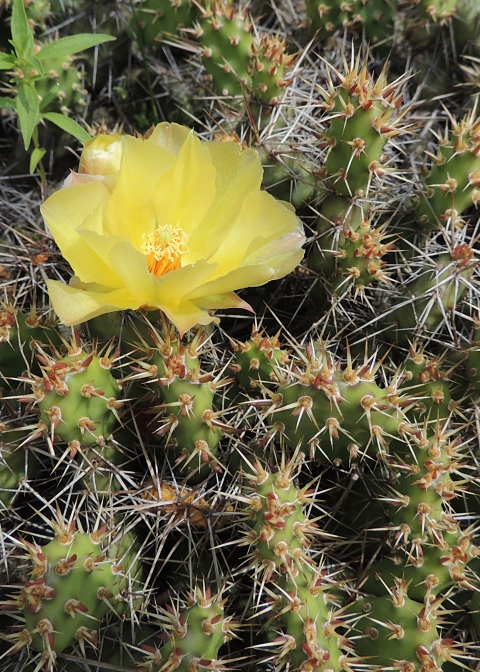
[141,585,236,672]
[22,334,123,447]
[2,513,143,671]
[196,0,253,97]
[415,107,480,230]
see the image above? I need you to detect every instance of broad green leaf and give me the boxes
[42,112,91,142]
[30,146,46,174]
[0,97,17,110]
[37,34,116,61]
[0,53,16,70]
[11,0,34,59]
[17,82,41,149]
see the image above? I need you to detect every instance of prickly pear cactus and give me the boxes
[2,2,480,672]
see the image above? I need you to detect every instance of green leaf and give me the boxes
[0,97,17,110]
[42,112,91,142]
[0,53,16,70]
[37,34,116,61]
[29,146,46,174]
[11,0,34,59]
[17,82,40,149]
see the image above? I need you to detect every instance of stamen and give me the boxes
[141,225,188,279]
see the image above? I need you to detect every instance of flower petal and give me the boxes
[193,292,254,312]
[108,241,218,305]
[41,182,118,284]
[47,279,136,326]
[104,135,176,247]
[185,143,263,262]
[185,264,276,301]
[148,122,191,156]
[154,131,217,237]
[205,190,302,279]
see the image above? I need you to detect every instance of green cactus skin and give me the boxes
[258,142,319,209]
[309,210,393,296]
[352,579,446,669]
[265,343,407,463]
[32,42,87,115]
[399,348,456,423]
[3,517,143,669]
[140,586,235,672]
[360,420,479,602]
[0,304,62,380]
[132,0,197,47]
[306,0,398,49]
[0,429,37,508]
[128,324,225,480]
[465,320,480,392]
[23,338,123,448]
[316,55,406,198]
[197,0,253,97]
[306,0,359,43]
[24,0,52,30]
[415,110,480,231]
[231,327,289,393]
[385,247,475,345]
[241,455,351,671]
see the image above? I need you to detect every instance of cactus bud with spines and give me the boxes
[2,512,143,670]
[415,108,480,231]
[231,326,289,393]
[127,321,228,480]
[0,303,62,380]
[247,34,296,105]
[21,333,123,448]
[140,585,236,672]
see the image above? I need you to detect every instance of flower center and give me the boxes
[141,225,188,279]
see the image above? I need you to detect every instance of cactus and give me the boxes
[2,3,480,672]
[1,511,144,671]
[20,333,123,448]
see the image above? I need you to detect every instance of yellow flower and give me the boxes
[42,123,305,334]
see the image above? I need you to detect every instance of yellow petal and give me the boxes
[205,190,301,279]
[185,264,275,301]
[154,131,216,237]
[185,143,263,262]
[108,241,217,305]
[148,122,191,156]
[41,182,118,285]
[193,292,254,312]
[159,301,219,336]
[242,229,306,271]
[104,135,176,248]
[47,279,136,326]
[80,134,123,176]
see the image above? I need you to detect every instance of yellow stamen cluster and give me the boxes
[141,225,188,279]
